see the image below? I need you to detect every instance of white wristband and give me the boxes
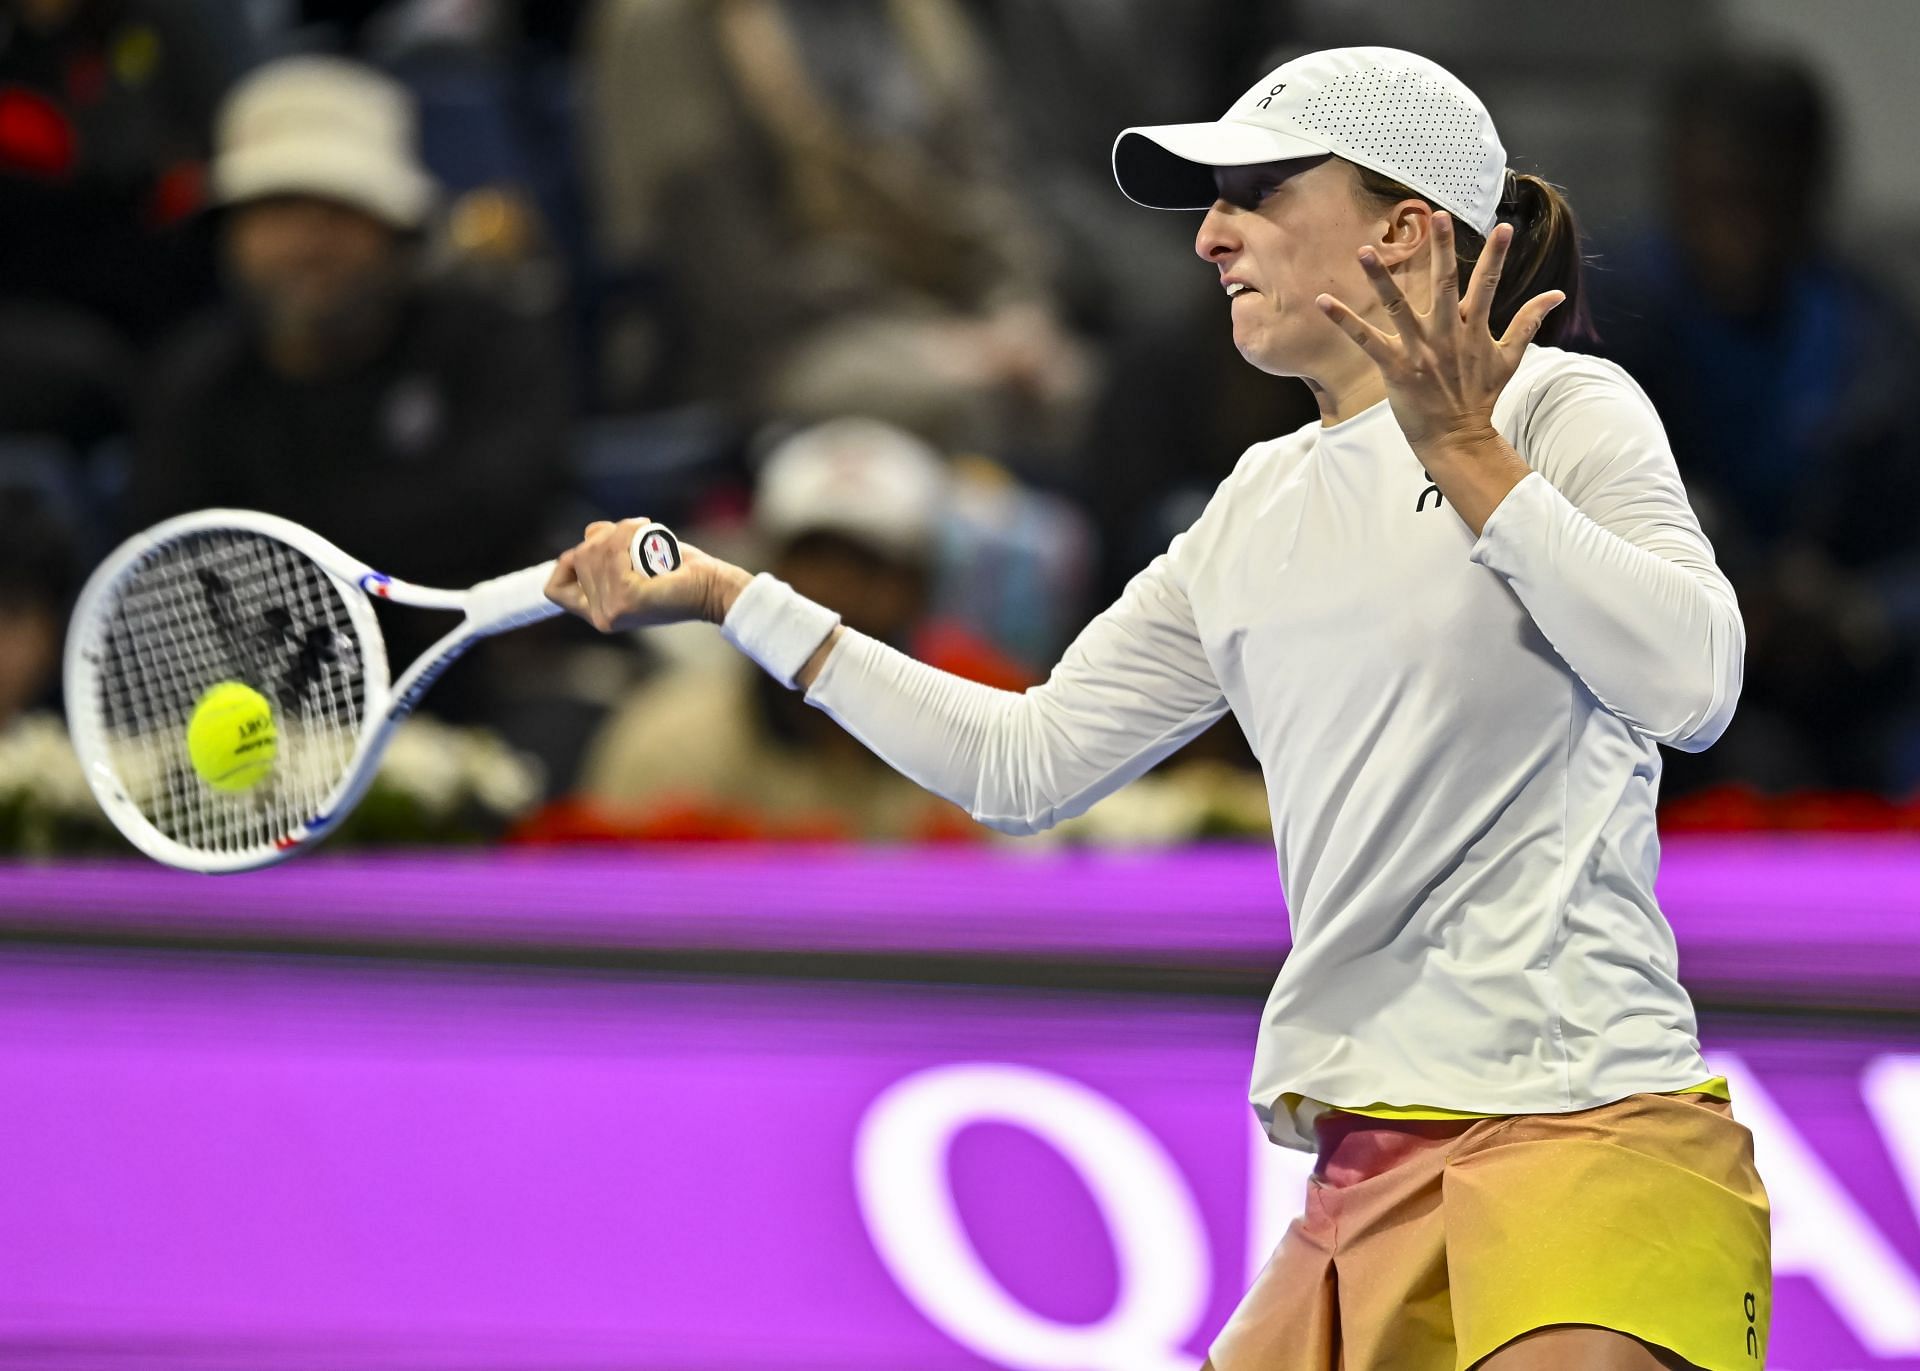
[719,573,842,689]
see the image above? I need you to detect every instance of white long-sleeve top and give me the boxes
[800,344,1744,1151]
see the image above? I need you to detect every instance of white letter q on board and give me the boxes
[855,1063,1209,1371]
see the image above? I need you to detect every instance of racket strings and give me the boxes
[89,531,367,856]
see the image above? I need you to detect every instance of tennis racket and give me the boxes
[64,508,682,873]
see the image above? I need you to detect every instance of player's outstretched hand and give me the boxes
[1314,211,1564,452]
[545,518,748,632]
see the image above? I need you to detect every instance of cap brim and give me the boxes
[1112,121,1332,210]
[213,141,435,230]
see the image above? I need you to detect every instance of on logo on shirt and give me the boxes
[1417,469,1444,512]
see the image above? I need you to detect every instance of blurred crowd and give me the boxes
[3,0,1918,847]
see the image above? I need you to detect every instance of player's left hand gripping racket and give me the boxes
[64,509,681,873]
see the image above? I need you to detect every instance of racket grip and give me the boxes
[467,561,567,635]
[628,522,683,577]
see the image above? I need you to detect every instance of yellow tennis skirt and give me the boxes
[1209,1090,1773,1370]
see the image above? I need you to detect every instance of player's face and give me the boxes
[227,196,399,337]
[1194,156,1393,381]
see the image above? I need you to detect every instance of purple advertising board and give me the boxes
[0,842,1916,1012]
[0,845,1916,1369]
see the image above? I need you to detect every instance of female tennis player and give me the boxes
[550,45,1770,1371]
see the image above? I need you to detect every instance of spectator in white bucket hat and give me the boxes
[189,55,442,380]
[212,55,434,232]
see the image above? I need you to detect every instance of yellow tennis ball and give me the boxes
[187,682,278,792]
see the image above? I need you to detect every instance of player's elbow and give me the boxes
[1652,701,1732,753]
[965,696,1086,836]
[970,784,1070,836]
[975,810,1056,837]
[1640,612,1745,752]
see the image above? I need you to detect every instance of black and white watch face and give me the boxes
[636,527,681,577]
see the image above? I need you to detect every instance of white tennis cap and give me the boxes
[213,56,436,230]
[1113,46,1507,235]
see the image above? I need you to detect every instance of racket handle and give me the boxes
[467,561,567,635]
[629,522,683,577]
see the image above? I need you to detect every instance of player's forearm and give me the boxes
[704,562,1052,829]
[802,621,1221,835]
[698,580,1113,833]
[707,554,1228,832]
[1464,468,1745,750]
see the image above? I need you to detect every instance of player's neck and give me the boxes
[1307,369,1389,427]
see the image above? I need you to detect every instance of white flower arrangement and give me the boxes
[0,710,97,817]
[374,715,545,821]
[0,711,545,857]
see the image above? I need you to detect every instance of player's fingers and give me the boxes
[1464,223,1512,331]
[1356,246,1417,326]
[549,583,591,618]
[1315,292,1398,360]
[1497,289,1566,351]
[544,558,591,617]
[580,516,650,575]
[582,516,645,562]
[1430,212,1462,331]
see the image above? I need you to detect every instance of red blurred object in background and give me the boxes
[0,85,79,179]
[1657,782,1920,832]
[146,158,205,225]
[515,782,1920,846]
[507,796,991,846]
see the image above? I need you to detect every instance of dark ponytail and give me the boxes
[1352,164,1597,349]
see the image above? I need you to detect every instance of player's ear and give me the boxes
[1373,198,1430,267]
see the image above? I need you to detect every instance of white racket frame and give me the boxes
[65,508,659,873]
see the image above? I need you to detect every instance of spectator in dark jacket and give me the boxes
[129,54,572,719]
